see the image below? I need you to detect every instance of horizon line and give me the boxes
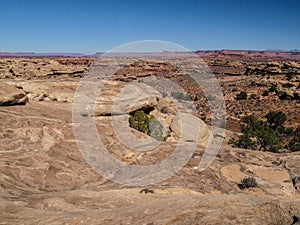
[0,49,300,56]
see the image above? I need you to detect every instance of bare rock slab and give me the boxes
[0,83,27,106]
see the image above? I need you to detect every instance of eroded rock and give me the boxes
[94,81,161,116]
[0,83,27,106]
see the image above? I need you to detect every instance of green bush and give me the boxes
[238,177,258,189]
[279,92,299,101]
[230,113,281,152]
[229,132,255,149]
[293,93,300,100]
[282,83,294,88]
[235,91,247,100]
[129,110,165,141]
[288,127,300,152]
[269,84,278,93]
[279,92,292,100]
[262,90,269,96]
[230,111,300,153]
[265,111,286,129]
[129,110,150,134]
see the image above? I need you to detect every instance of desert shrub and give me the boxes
[9,68,15,76]
[286,71,296,81]
[293,92,300,101]
[129,110,150,134]
[265,111,286,129]
[262,90,269,96]
[282,83,294,88]
[252,124,280,152]
[238,177,258,189]
[235,91,247,100]
[279,92,300,101]
[241,114,258,126]
[284,127,294,136]
[230,114,281,152]
[268,84,278,93]
[229,111,300,152]
[129,110,165,141]
[279,92,292,100]
[229,132,255,149]
[192,94,199,101]
[288,127,300,152]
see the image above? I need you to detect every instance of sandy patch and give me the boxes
[221,164,248,182]
[254,168,290,182]
[244,187,265,196]
[103,187,202,195]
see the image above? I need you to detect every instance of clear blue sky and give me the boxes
[1,0,299,54]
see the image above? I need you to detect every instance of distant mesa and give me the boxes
[0,52,85,58]
[0,49,299,59]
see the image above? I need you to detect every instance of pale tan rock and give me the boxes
[1,57,300,225]
[94,81,161,116]
[0,83,27,105]
[221,164,248,182]
[170,113,210,143]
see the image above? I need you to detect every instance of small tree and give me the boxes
[288,127,300,152]
[230,114,281,152]
[253,124,280,152]
[265,111,286,129]
[231,132,255,149]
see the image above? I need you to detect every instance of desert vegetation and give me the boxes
[1,56,300,224]
[238,177,258,189]
[230,111,299,152]
[129,110,165,141]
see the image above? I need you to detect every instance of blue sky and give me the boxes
[0,0,299,54]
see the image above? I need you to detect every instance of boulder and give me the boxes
[4,80,77,103]
[170,113,210,144]
[94,81,161,116]
[0,83,27,106]
[157,98,177,115]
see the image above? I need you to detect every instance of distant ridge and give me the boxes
[0,52,84,58]
[0,49,299,59]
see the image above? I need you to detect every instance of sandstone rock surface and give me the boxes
[0,83,27,105]
[0,57,300,224]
